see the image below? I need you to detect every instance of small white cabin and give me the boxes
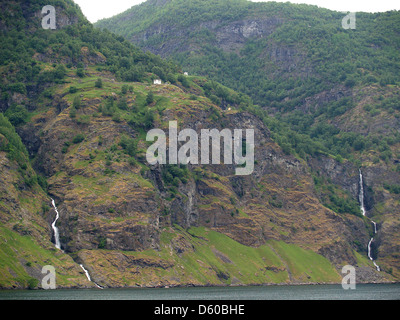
[184,72,189,76]
[153,79,162,85]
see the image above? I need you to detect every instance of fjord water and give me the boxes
[1,284,399,300]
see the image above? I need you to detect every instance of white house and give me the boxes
[153,79,162,85]
[184,72,188,76]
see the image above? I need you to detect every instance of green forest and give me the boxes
[96,0,400,165]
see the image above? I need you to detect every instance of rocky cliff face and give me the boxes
[14,68,390,287]
[95,0,400,282]
[0,126,94,289]
[1,0,399,289]
[134,16,283,56]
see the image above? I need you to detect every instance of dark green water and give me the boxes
[0,283,399,300]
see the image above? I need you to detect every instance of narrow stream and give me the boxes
[50,198,61,250]
[51,199,103,288]
[359,169,380,271]
[80,264,103,289]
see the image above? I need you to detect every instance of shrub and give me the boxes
[76,68,85,77]
[112,112,121,122]
[383,183,400,194]
[162,165,189,186]
[117,97,128,110]
[146,91,154,105]
[69,107,77,119]
[76,115,90,125]
[5,104,29,126]
[8,83,26,94]
[27,278,38,290]
[72,133,85,144]
[98,237,107,249]
[54,65,66,80]
[178,74,190,88]
[345,78,356,88]
[167,73,176,84]
[119,134,137,157]
[37,175,48,191]
[43,88,54,98]
[101,97,115,116]
[121,85,128,94]
[143,109,154,128]
[95,78,103,88]
[73,96,81,109]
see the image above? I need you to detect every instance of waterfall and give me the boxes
[359,169,366,216]
[50,199,103,288]
[372,221,377,234]
[80,264,92,281]
[51,199,61,250]
[359,170,380,272]
[80,264,103,289]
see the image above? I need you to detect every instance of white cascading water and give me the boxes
[51,198,61,250]
[80,264,92,281]
[51,200,103,288]
[80,264,103,289]
[359,170,366,216]
[359,170,380,271]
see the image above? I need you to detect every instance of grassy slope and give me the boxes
[0,226,92,289]
[76,226,347,287]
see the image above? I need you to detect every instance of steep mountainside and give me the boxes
[96,0,400,159]
[0,0,398,288]
[96,0,400,281]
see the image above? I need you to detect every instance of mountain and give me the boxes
[0,0,398,289]
[96,0,400,281]
[96,0,400,158]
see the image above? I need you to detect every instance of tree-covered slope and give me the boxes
[96,0,400,104]
[96,0,400,162]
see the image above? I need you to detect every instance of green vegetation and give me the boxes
[146,91,154,105]
[383,183,400,194]
[0,114,45,191]
[96,0,251,36]
[313,173,361,216]
[0,0,398,288]
[95,78,103,88]
[0,226,85,288]
[0,114,29,165]
[119,134,137,157]
[4,104,29,126]
[123,227,341,285]
[162,164,189,186]
[0,0,180,115]
[97,0,400,163]
[72,133,85,144]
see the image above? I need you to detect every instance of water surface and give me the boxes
[1,283,399,300]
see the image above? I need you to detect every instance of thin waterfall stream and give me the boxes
[359,169,380,271]
[50,199,103,288]
[50,198,61,250]
[80,264,103,289]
